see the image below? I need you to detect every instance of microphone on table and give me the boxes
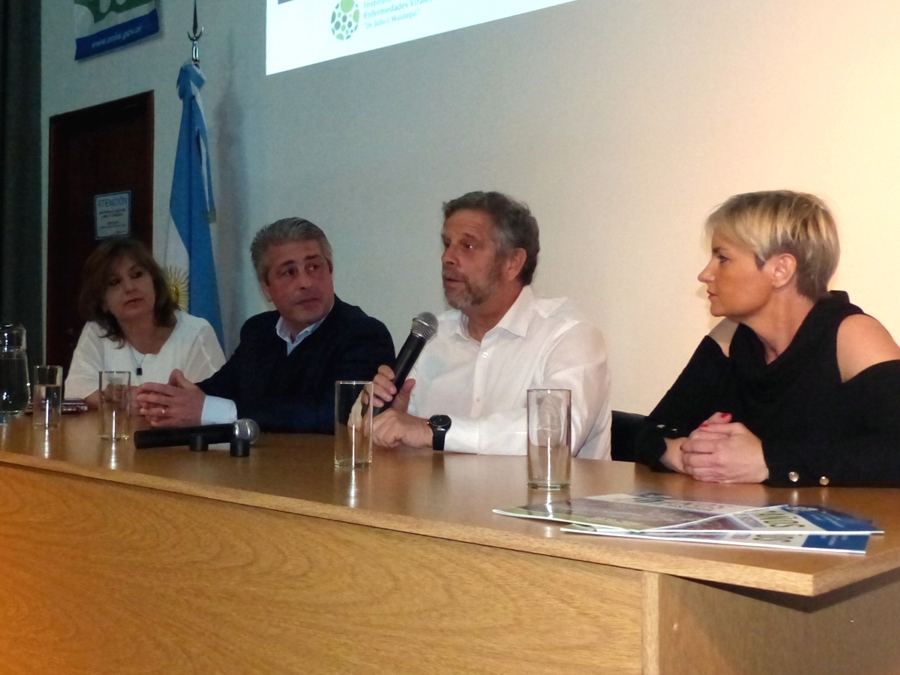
[377,311,438,414]
[133,418,260,457]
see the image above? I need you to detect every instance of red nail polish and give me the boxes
[700,423,708,428]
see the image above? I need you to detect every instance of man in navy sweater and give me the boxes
[137,218,395,432]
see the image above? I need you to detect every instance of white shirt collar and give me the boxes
[275,303,332,354]
[492,285,535,338]
[454,285,534,342]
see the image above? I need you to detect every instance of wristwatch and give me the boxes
[428,414,452,451]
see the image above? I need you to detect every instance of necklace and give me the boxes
[128,344,147,376]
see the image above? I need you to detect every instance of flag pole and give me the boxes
[188,0,203,66]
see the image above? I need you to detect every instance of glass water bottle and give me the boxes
[0,324,30,423]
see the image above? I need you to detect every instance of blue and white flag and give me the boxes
[163,63,224,346]
[74,0,159,61]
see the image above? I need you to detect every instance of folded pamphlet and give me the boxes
[493,493,880,554]
[561,523,871,554]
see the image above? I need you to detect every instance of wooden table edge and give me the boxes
[4,448,894,598]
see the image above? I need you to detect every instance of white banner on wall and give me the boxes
[267,0,577,75]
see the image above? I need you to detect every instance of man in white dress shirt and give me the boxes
[371,191,611,459]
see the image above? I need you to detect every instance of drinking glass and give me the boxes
[527,389,572,489]
[33,365,63,428]
[334,381,374,468]
[99,371,131,441]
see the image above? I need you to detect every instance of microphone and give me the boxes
[134,419,260,457]
[379,312,438,412]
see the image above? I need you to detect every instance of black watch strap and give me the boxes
[428,414,452,451]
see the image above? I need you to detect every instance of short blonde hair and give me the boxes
[705,191,840,300]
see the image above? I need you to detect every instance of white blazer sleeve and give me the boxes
[180,319,226,383]
[64,323,106,399]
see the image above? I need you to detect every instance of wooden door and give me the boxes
[47,92,154,373]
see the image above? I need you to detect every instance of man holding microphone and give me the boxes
[371,191,611,458]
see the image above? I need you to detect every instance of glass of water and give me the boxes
[33,365,63,428]
[527,389,572,490]
[0,323,29,423]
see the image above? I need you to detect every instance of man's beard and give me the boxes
[443,259,504,311]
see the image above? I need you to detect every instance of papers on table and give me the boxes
[493,493,881,554]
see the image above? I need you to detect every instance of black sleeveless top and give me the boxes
[636,291,900,486]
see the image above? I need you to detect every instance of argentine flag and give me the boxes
[163,63,224,346]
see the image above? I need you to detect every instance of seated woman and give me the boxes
[635,190,900,486]
[65,238,226,409]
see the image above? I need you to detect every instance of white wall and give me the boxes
[42,0,900,414]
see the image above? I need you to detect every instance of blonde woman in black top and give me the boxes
[637,191,900,486]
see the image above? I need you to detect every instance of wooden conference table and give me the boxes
[1,414,900,674]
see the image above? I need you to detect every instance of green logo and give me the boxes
[331,0,360,41]
[75,0,153,25]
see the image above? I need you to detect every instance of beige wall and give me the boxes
[41,0,900,413]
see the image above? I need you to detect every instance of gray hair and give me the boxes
[250,217,334,280]
[442,191,540,285]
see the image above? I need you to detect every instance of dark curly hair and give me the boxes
[78,238,176,345]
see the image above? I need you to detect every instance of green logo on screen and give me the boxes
[331,0,360,41]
